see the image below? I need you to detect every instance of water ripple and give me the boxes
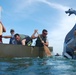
[0,56,76,75]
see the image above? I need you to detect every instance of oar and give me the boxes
[37,32,51,56]
[0,6,2,35]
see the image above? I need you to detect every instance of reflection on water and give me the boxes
[0,56,76,75]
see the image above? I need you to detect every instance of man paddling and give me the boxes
[0,21,6,43]
[31,29,49,47]
[31,29,51,56]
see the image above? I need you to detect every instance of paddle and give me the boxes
[37,32,51,56]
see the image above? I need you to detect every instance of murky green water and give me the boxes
[0,56,76,75]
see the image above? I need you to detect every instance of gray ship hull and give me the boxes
[63,24,76,59]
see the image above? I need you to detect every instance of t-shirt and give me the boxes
[20,34,29,41]
[9,34,16,44]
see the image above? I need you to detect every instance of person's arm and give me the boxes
[44,42,49,46]
[2,36,11,38]
[31,30,38,39]
[0,21,6,32]
[2,25,6,32]
[45,38,49,46]
[41,40,49,46]
[21,39,26,45]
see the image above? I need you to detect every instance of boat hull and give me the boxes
[0,44,53,58]
[63,24,76,59]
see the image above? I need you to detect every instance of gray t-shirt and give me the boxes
[19,34,29,41]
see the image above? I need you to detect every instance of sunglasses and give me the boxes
[43,32,47,35]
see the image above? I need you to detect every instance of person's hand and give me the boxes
[42,40,44,44]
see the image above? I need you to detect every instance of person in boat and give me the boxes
[3,29,16,44]
[14,34,32,46]
[0,21,6,43]
[31,29,48,47]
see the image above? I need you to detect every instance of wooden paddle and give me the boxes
[37,32,51,56]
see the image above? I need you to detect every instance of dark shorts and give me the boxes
[25,36,32,45]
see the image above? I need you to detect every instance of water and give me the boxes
[0,56,76,75]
